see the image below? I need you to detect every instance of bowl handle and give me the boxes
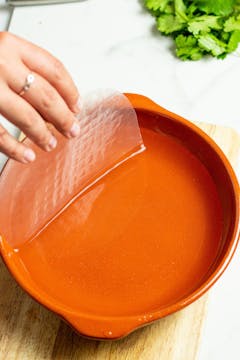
[124,93,171,116]
[62,313,149,340]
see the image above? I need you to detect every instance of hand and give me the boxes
[0,31,81,163]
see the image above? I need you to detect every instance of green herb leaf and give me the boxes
[157,14,185,34]
[187,4,198,17]
[198,33,226,56]
[194,0,235,17]
[224,15,240,31]
[145,0,170,12]
[144,0,240,60]
[174,0,188,21]
[175,34,204,60]
[228,29,240,51]
[188,15,221,35]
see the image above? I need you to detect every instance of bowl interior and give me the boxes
[0,107,237,337]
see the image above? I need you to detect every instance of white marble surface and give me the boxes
[0,0,12,30]
[1,0,240,359]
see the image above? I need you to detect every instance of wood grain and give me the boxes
[0,123,239,360]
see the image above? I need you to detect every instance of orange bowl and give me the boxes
[0,94,239,339]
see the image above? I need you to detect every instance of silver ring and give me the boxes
[19,73,35,96]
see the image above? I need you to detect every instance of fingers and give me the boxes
[7,63,80,139]
[0,32,81,163]
[0,86,57,152]
[17,37,80,113]
[0,123,36,163]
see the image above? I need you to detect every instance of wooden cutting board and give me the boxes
[0,123,239,360]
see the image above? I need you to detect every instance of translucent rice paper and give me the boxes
[0,90,145,247]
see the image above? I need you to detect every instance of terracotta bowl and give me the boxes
[0,94,239,340]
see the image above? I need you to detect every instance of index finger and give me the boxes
[16,36,80,114]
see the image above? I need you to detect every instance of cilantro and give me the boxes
[157,14,185,34]
[144,0,170,16]
[198,34,226,56]
[165,4,175,14]
[145,0,170,12]
[174,0,188,22]
[188,16,221,35]
[224,15,240,31]
[144,0,240,60]
[175,34,204,60]
[228,30,240,51]
[221,32,231,42]
[187,4,198,17]
[194,0,235,16]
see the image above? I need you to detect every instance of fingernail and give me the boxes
[69,122,80,137]
[24,148,36,162]
[46,136,57,151]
